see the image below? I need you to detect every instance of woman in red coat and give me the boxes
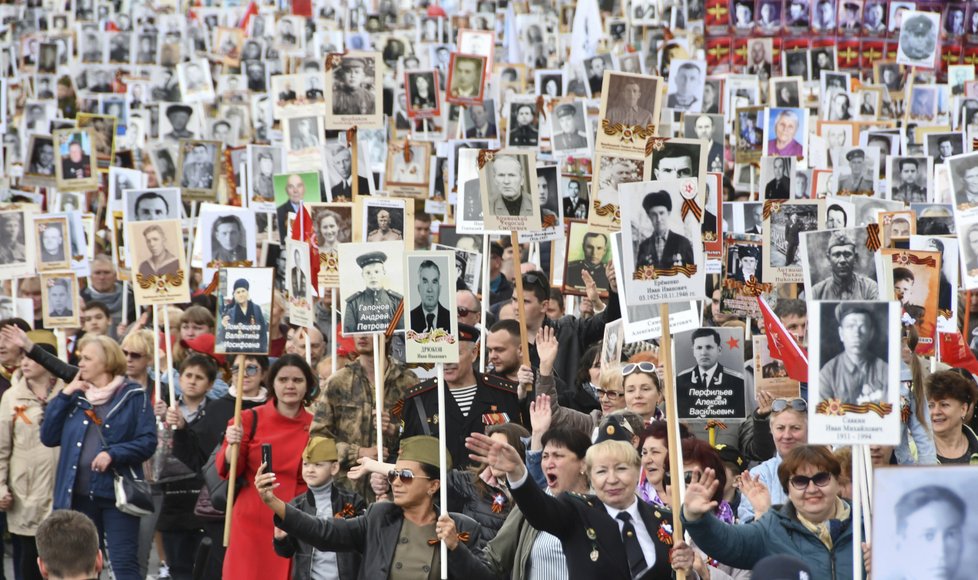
[218,354,315,580]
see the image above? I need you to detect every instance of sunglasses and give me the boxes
[387,468,432,485]
[457,307,475,318]
[772,398,807,413]
[122,350,144,360]
[522,272,548,290]
[595,388,624,401]
[789,471,832,490]
[230,364,261,377]
[622,362,657,376]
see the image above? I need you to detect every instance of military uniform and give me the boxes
[509,124,538,146]
[675,364,745,419]
[366,228,402,241]
[553,130,588,150]
[343,287,402,333]
[400,374,522,470]
[310,357,417,501]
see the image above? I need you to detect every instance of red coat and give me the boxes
[218,400,312,580]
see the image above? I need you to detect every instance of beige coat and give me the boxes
[0,372,62,535]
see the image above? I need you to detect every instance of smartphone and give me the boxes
[261,443,273,472]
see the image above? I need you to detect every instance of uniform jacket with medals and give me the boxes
[400,374,522,469]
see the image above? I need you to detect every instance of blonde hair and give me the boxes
[77,334,127,377]
[597,362,624,392]
[585,440,641,472]
[120,329,155,358]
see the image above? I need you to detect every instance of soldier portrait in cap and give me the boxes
[41,273,80,328]
[801,227,880,300]
[326,51,382,129]
[246,145,283,213]
[838,0,862,32]
[177,140,220,200]
[947,152,978,211]
[896,11,939,67]
[215,267,273,355]
[161,103,198,142]
[54,128,98,191]
[282,115,326,172]
[128,219,190,308]
[480,150,541,232]
[550,101,590,155]
[834,147,878,196]
[364,200,406,242]
[340,241,405,335]
[405,251,459,363]
[674,327,747,420]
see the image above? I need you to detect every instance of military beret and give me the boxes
[302,436,338,463]
[399,435,451,470]
[341,58,366,69]
[458,323,481,343]
[595,414,635,444]
[233,278,249,291]
[556,104,576,118]
[642,191,672,213]
[826,231,856,250]
[356,251,387,268]
[845,149,865,161]
[715,444,747,474]
[835,303,874,324]
[167,104,193,118]
[903,14,933,35]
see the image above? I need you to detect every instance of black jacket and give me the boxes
[446,470,509,535]
[409,304,452,334]
[273,485,367,580]
[275,501,486,580]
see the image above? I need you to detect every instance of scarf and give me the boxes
[85,376,125,406]
[796,497,850,550]
[228,384,268,403]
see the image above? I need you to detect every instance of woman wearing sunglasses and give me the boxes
[925,370,978,464]
[683,445,859,579]
[737,397,808,523]
[256,435,484,579]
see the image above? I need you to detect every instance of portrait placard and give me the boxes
[600,319,624,371]
[800,227,882,299]
[40,273,79,329]
[285,239,314,329]
[588,151,645,234]
[479,150,541,232]
[127,219,190,308]
[550,100,592,157]
[384,141,431,198]
[307,203,356,289]
[445,52,487,106]
[199,205,256,278]
[718,232,765,319]
[948,151,978,214]
[246,144,285,213]
[674,327,747,420]
[273,171,322,243]
[325,51,383,129]
[734,106,765,164]
[762,200,823,285]
[881,248,940,355]
[363,198,413,248]
[518,165,564,244]
[895,11,940,68]
[886,155,933,204]
[215,267,273,355]
[595,72,663,155]
[33,215,71,272]
[619,178,706,305]
[808,300,900,446]
[339,241,405,335]
[752,335,801,400]
[562,221,612,298]
[75,113,116,172]
[270,72,327,120]
[702,172,723,260]
[176,139,221,201]
[405,250,459,363]
[909,235,958,332]
[282,115,326,172]
[53,128,98,192]
[433,243,482,295]
[404,70,441,119]
[0,210,34,279]
[123,188,181,222]
[22,135,56,187]
[763,108,808,159]
[879,210,915,247]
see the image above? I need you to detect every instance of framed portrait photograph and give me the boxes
[307,202,356,289]
[550,100,591,157]
[674,326,747,420]
[246,144,284,212]
[404,250,459,363]
[946,152,978,212]
[896,11,940,68]
[177,58,216,103]
[800,227,882,299]
[600,319,624,371]
[752,335,801,400]
[445,52,487,106]
[589,152,645,233]
[40,273,79,329]
[771,77,804,108]
[404,70,441,118]
[879,209,915,247]
[273,171,322,243]
[782,49,810,80]
[506,98,540,149]
[596,72,663,155]
[562,221,612,297]
[75,113,116,172]
[518,164,563,243]
[128,219,190,308]
[763,200,823,284]
[759,156,797,200]
[434,242,482,295]
[645,139,708,199]
[460,99,498,140]
[177,139,221,201]
[285,239,314,328]
[882,247,939,352]
[665,59,705,112]
[363,197,413,247]
[22,135,56,187]
[886,156,932,203]
[53,128,98,191]
[339,241,405,335]
[0,210,33,279]
[215,267,274,355]
[123,188,181,223]
[479,149,541,232]
[764,107,808,159]
[325,51,383,129]
[384,140,431,197]
[808,300,900,445]
[924,132,964,165]
[200,206,256,272]
[33,215,71,272]
[831,146,880,196]
[718,232,765,318]
[734,106,766,164]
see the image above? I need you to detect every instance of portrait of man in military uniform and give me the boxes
[835,148,876,196]
[888,157,927,204]
[365,207,404,241]
[44,276,76,320]
[804,229,880,300]
[332,56,377,116]
[675,327,746,419]
[507,103,539,147]
[342,248,404,334]
[564,230,611,294]
[551,102,589,153]
[817,302,889,406]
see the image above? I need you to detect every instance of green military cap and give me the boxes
[399,435,451,470]
[356,251,387,268]
[302,436,338,462]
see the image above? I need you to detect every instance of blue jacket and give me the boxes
[40,381,157,509]
[684,501,854,580]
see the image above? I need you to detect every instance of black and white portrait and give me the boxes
[463,100,497,139]
[480,151,540,231]
[948,152,978,210]
[405,70,440,117]
[761,156,795,200]
[0,212,27,267]
[602,73,661,127]
[329,53,380,124]
[364,202,406,242]
[649,140,705,183]
[34,218,69,269]
[178,140,219,197]
[673,327,747,419]
[886,156,932,204]
[506,101,540,148]
[783,50,810,80]
[42,275,77,323]
[924,133,964,165]
[339,241,405,335]
[800,228,880,300]
[125,188,181,222]
[896,11,940,68]
[247,145,284,211]
[550,101,590,155]
[767,203,817,269]
[665,60,705,112]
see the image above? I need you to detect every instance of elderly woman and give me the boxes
[218,354,314,580]
[925,370,978,463]
[738,397,808,522]
[256,435,483,579]
[20,332,156,580]
[683,445,856,579]
[0,330,62,580]
[464,434,677,579]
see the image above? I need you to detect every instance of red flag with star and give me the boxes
[290,206,320,295]
[757,296,808,383]
[939,332,978,376]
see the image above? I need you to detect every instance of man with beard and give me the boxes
[400,324,521,469]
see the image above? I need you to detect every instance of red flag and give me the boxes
[939,332,978,376]
[756,297,808,383]
[238,2,259,29]
[290,206,320,295]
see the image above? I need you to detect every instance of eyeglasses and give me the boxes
[457,307,475,318]
[230,364,261,377]
[622,362,657,376]
[122,350,144,360]
[387,469,432,485]
[771,398,807,413]
[788,471,832,490]
[595,388,624,401]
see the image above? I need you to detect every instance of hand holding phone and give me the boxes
[262,443,273,473]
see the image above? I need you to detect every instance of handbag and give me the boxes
[113,467,155,517]
[153,420,196,484]
[198,408,259,515]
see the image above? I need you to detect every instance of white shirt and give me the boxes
[698,362,719,386]
[604,498,658,573]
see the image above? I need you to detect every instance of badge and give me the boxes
[606,425,614,435]
[590,550,599,561]
[586,528,596,540]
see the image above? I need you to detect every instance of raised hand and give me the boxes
[605,261,618,294]
[739,470,771,519]
[756,390,775,416]
[581,270,605,311]
[682,467,720,522]
[466,432,526,480]
[0,325,32,354]
[529,393,553,436]
[535,326,558,376]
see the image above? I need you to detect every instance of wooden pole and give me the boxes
[479,234,490,374]
[374,334,385,462]
[436,362,448,579]
[223,358,247,546]
[152,305,161,404]
[186,201,198,267]
[510,233,531,390]
[121,281,129,328]
[659,303,685,579]
[162,306,175,409]
[331,288,338,374]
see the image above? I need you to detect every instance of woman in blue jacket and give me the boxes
[33,334,157,580]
